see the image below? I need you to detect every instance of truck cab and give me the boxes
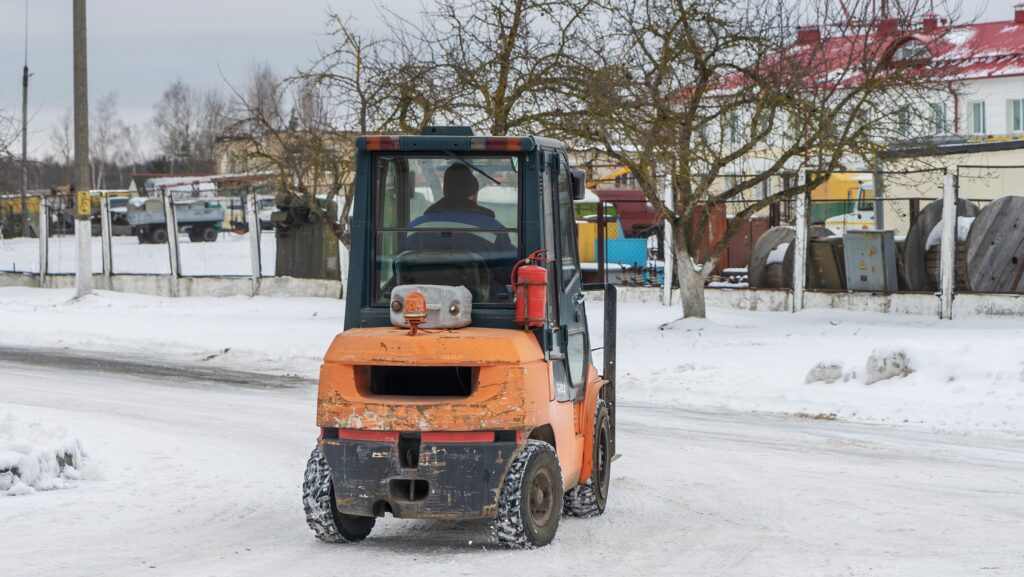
[303,126,616,549]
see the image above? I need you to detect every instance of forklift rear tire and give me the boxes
[302,446,375,543]
[492,440,562,549]
[563,399,611,517]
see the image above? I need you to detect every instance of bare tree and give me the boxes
[225,12,450,248]
[227,72,357,246]
[49,108,73,168]
[237,62,285,134]
[0,105,17,158]
[563,0,960,318]
[399,0,591,135]
[151,80,229,173]
[91,92,132,189]
[305,12,452,135]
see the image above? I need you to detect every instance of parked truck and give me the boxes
[127,198,225,244]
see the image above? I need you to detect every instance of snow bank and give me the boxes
[0,414,88,496]
[2,287,1024,433]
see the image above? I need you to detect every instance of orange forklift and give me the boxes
[303,126,617,548]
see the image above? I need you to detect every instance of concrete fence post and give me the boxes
[939,173,957,320]
[661,172,674,307]
[99,194,112,287]
[792,187,809,313]
[38,198,48,285]
[246,187,262,297]
[162,189,180,297]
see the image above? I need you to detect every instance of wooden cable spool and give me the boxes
[902,198,979,291]
[924,243,970,291]
[965,196,1024,294]
[748,225,834,289]
[749,227,794,289]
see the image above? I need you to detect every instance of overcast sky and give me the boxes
[0,0,1018,158]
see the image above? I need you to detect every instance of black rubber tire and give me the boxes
[302,446,375,543]
[149,227,168,244]
[492,439,562,549]
[187,230,202,243]
[564,399,611,517]
[201,226,218,242]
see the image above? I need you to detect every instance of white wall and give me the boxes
[957,76,1024,135]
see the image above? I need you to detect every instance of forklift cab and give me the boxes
[345,127,611,397]
[310,126,616,549]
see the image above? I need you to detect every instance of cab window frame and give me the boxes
[555,153,581,294]
[369,151,525,309]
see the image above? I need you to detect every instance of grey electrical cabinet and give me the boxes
[843,230,898,292]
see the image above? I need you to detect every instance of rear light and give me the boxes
[421,431,495,443]
[337,429,400,443]
[470,137,523,152]
[364,136,401,151]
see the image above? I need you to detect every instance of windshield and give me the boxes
[373,154,520,305]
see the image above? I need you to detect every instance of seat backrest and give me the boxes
[394,249,490,301]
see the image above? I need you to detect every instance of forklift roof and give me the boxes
[356,131,565,153]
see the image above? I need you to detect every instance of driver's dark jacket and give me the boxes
[399,201,517,299]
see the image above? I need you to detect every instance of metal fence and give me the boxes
[0,190,343,289]
[585,166,1024,317]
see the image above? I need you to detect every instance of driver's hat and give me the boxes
[443,163,480,199]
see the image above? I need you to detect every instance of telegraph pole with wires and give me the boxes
[73,0,92,297]
[20,0,30,238]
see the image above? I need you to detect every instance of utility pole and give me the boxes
[73,0,92,297]
[20,1,29,237]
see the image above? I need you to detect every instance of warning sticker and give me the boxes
[77,189,91,217]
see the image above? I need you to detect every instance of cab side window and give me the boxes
[556,160,579,290]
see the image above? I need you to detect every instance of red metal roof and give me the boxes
[937,19,1024,79]
[712,14,1024,94]
[797,16,1024,84]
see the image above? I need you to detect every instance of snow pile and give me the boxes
[0,414,88,496]
[864,346,914,384]
[804,360,853,384]
[924,216,975,251]
[765,242,790,265]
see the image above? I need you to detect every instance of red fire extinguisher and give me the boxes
[511,249,549,329]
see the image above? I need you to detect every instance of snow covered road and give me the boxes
[3,355,1022,577]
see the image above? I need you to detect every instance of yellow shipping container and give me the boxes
[576,221,620,262]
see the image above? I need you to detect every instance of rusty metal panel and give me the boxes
[725,217,770,270]
[323,438,517,520]
[808,237,846,290]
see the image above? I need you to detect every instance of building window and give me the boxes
[893,40,929,62]
[970,101,986,134]
[1010,99,1024,132]
[725,112,740,144]
[896,107,912,138]
[930,102,947,135]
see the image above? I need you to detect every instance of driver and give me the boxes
[401,163,516,298]
[409,163,505,229]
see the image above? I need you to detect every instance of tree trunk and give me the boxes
[675,250,707,318]
[672,224,707,318]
